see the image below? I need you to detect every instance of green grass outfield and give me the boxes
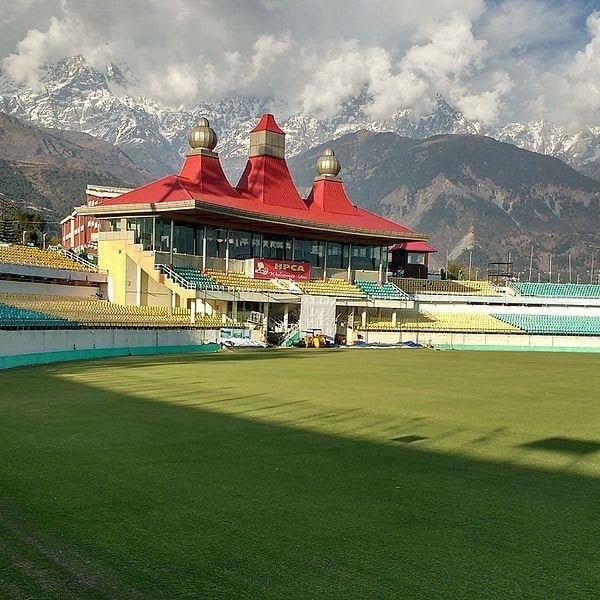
[0,349,599,599]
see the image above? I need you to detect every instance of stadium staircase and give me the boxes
[280,324,301,347]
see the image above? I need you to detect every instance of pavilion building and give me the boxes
[73,114,429,340]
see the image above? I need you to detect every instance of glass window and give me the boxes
[127,218,153,250]
[173,224,194,255]
[262,233,288,260]
[155,219,171,253]
[231,230,252,259]
[293,238,325,267]
[327,242,343,269]
[407,253,426,265]
[252,233,262,258]
[352,244,375,270]
[205,227,228,258]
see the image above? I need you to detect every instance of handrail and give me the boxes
[61,249,105,273]
[156,264,196,290]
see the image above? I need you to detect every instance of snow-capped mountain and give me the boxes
[1,55,599,181]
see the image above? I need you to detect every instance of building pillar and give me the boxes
[152,217,156,252]
[263,301,270,334]
[323,241,328,280]
[283,304,289,330]
[202,226,207,271]
[392,311,397,327]
[225,229,230,273]
[347,243,352,283]
[190,299,196,324]
[169,219,174,266]
[136,265,142,306]
[232,300,238,323]
[346,309,355,346]
[361,309,367,328]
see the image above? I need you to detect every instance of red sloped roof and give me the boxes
[306,178,358,215]
[250,113,285,134]
[389,241,437,252]
[178,153,241,198]
[95,114,422,239]
[237,155,307,210]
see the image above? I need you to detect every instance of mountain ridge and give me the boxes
[1,55,599,183]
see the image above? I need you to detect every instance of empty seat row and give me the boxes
[0,303,75,329]
[168,266,224,291]
[0,294,228,329]
[0,244,95,273]
[354,280,409,300]
[511,282,600,299]
[206,269,282,293]
[299,278,364,297]
[360,311,522,333]
[492,314,600,335]
[391,277,500,296]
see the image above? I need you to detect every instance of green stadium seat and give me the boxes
[492,314,600,335]
[511,283,600,299]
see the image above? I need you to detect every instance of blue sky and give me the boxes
[0,0,599,128]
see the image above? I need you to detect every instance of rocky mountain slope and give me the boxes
[0,111,151,222]
[289,132,600,277]
[1,56,599,183]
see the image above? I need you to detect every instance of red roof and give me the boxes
[95,114,423,240]
[237,155,306,210]
[390,241,437,253]
[250,113,285,135]
[306,178,358,215]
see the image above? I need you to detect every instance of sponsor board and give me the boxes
[253,258,311,281]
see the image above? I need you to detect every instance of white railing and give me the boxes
[61,249,106,273]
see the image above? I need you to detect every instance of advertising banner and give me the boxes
[253,258,311,281]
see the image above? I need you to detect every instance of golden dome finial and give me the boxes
[188,117,217,151]
[316,147,341,177]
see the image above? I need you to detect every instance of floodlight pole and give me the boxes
[528,246,533,282]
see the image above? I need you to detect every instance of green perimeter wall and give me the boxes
[0,343,220,370]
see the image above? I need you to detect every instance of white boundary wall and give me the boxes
[357,329,600,350]
[0,329,220,357]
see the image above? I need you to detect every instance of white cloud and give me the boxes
[0,0,598,126]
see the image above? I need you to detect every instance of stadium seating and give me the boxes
[168,266,224,291]
[354,280,409,300]
[511,282,600,299]
[0,302,75,329]
[493,314,600,335]
[299,278,364,297]
[0,294,226,329]
[0,244,95,272]
[206,270,282,293]
[391,277,500,296]
[362,310,522,333]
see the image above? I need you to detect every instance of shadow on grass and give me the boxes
[520,436,600,456]
[0,370,598,600]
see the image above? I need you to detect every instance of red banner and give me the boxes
[253,258,311,281]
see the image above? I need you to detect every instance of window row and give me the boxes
[118,218,388,270]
